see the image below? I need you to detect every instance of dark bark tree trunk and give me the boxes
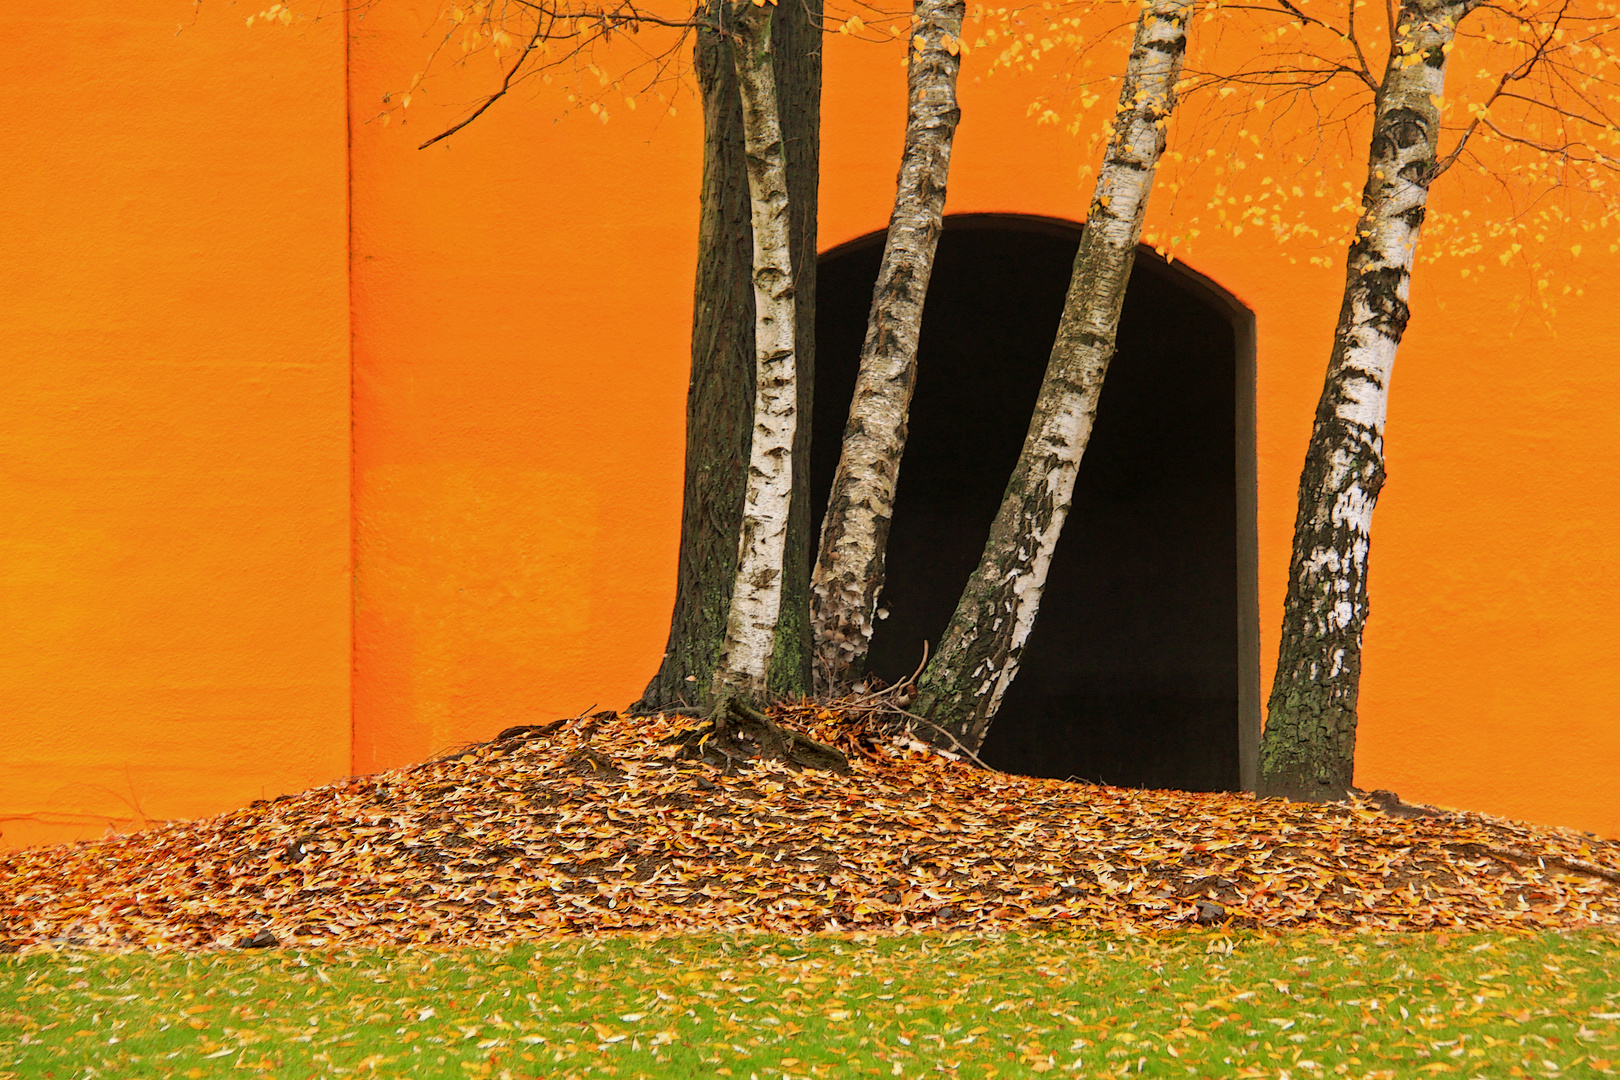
[1258,0,1477,801]
[912,0,1195,752]
[809,0,964,693]
[634,0,819,711]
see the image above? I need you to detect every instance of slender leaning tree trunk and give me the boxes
[1259,0,1477,800]
[913,0,1195,751]
[711,0,799,702]
[635,0,819,711]
[809,0,965,693]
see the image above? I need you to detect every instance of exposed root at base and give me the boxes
[671,697,850,775]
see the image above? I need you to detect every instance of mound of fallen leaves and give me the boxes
[4,707,1618,951]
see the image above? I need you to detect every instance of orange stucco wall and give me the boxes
[5,2,1617,850]
[1,7,353,849]
[346,5,695,772]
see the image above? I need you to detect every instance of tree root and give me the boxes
[673,697,849,775]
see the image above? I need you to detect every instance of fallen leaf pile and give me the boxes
[3,708,1618,951]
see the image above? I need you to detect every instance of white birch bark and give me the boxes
[635,0,821,711]
[913,0,1195,750]
[809,0,965,693]
[711,0,798,703]
[1259,0,1480,800]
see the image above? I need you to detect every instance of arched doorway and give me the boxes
[812,214,1259,792]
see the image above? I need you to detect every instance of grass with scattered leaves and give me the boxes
[3,929,1619,1079]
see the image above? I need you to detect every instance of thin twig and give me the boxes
[419,21,551,149]
[901,640,931,694]
[888,708,1000,772]
[1265,0,1380,90]
[1431,0,1572,180]
[1344,0,1377,91]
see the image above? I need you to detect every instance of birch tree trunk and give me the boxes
[711,0,799,703]
[912,0,1195,751]
[635,0,819,711]
[809,0,965,693]
[1258,0,1477,801]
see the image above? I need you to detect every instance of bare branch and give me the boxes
[1262,0,1381,88]
[1431,0,1573,180]
[418,20,550,149]
[408,0,710,149]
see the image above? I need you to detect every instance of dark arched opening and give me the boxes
[812,214,1259,792]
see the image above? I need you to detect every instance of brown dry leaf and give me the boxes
[3,705,1618,951]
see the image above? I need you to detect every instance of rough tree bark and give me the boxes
[1258,0,1478,800]
[808,0,965,693]
[634,0,819,711]
[912,0,1196,751]
[711,0,800,702]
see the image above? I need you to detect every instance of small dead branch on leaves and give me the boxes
[787,644,1002,773]
[671,697,850,775]
[486,705,606,747]
[1451,842,1620,886]
[493,719,571,743]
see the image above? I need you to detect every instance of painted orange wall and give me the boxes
[0,6,352,849]
[346,17,1620,835]
[346,6,696,772]
[6,1,1616,850]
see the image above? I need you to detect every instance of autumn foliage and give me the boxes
[3,710,1618,952]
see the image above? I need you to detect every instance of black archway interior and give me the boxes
[812,219,1241,791]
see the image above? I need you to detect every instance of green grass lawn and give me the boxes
[3,930,1618,1079]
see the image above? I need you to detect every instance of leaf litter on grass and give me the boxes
[3,930,1620,1078]
[2,706,1619,952]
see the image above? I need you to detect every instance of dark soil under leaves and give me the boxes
[3,706,1618,951]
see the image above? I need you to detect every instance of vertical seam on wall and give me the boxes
[345,0,358,780]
